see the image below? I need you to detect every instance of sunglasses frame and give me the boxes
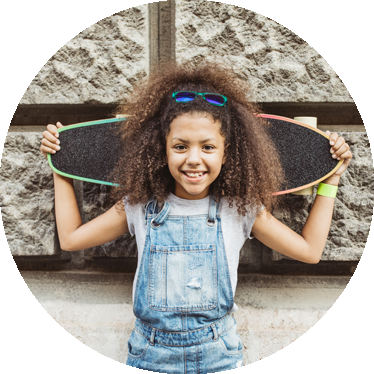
[172,91,228,107]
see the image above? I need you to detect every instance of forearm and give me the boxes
[53,171,83,249]
[301,175,340,263]
[252,175,341,263]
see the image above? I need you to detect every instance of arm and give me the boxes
[41,123,129,251]
[251,131,352,264]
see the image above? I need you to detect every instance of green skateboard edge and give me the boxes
[47,117,126,186]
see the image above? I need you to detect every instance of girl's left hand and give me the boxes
[325,131,352,177]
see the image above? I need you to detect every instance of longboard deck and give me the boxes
[260,114,343,195]
[48,115,343,195]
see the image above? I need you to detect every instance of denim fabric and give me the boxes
[127,196,243,373]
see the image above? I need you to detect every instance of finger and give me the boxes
[327,132,339,146]
[43,130,60,144]
[40,144,57,156]
[46,124,59,138]
[41,138,61,151]
[336,149,352,162]
[331,136,345,151]
[332,143,350,158]
[56,122,64,129]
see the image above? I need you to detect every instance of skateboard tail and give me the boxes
[272,159,344,196]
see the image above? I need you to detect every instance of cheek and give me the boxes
[166,153,180,172]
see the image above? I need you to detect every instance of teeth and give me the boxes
[186,172,204,177]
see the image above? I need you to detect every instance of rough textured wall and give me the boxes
[83,183,136,258]
[175,0,352,102]
[0,131,57,256]
[272,132,373,261]
[80,133,374,261]
[2,131,370,260]
[20,6,148,104]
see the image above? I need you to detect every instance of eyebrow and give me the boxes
[172,137,217,143]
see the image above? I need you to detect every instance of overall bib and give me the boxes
[126,196,243,373]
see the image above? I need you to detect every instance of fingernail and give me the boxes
[332,154,336,158]
[55,146,60,150]
[330,148,334,153]
[56,140,60,144]
[55,133,59,138]
[330,141,334,145]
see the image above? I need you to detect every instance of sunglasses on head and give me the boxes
[172,91,227,107]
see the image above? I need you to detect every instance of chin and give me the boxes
[175,183,210,199]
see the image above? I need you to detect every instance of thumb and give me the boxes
[56,122,64,128]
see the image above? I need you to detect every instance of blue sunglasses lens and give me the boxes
[175,92,196,102]
[204,94,225,106]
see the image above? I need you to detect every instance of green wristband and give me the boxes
[317,183,338,198]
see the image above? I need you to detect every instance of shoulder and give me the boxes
[219,197,264,237]
[220,198,264,223]
[122,196,144,214]
[123,197,146,236]
[219,197,263,219]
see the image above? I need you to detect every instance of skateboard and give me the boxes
[47,115,343,195]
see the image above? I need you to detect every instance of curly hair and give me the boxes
[110,61,285,216]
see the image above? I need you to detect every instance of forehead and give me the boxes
[169,112,222,137]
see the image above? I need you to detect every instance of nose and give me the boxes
[186,147,202,166]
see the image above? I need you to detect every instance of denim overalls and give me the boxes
[126,196,244,373]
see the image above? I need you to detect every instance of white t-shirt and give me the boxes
[124,193,263,312]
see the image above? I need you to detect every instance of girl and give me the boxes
[40,62,352,373]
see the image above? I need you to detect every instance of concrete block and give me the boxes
[82,183,137,258]
[0,271,374,374]
[80,133,372,263]
[20,6,148,105]
[0,130,58,255]
[271,132,373,262]
[175,0,352,102]
[235,275,374,374]
[0,272,135,374]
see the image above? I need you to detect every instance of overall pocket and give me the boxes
[127,330,149,359]
[148,244,217,311]
[218,321,243,356]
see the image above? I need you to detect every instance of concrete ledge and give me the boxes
[10,102,363,126]
[0,272,374,374]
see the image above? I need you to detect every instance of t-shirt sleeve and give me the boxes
[245,205,265,239]
[123,197,136,236]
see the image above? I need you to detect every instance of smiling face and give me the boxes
[166,112,226,200]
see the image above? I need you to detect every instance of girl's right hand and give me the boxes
[40,122,63,159]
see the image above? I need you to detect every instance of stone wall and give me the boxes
[1,1,373,369]
[17,1,354,105]
[2,129,371,269]
[83,183,137,259]
[0,0,374,265]
[0,130,57,255]
[272,132,373,262]
[20,6,148,105]
[175,0,352,102]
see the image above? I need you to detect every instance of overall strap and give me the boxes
[144,197,170,227]
[151,202,170,228]
[207,195,219,225]
[144,197,159,225]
